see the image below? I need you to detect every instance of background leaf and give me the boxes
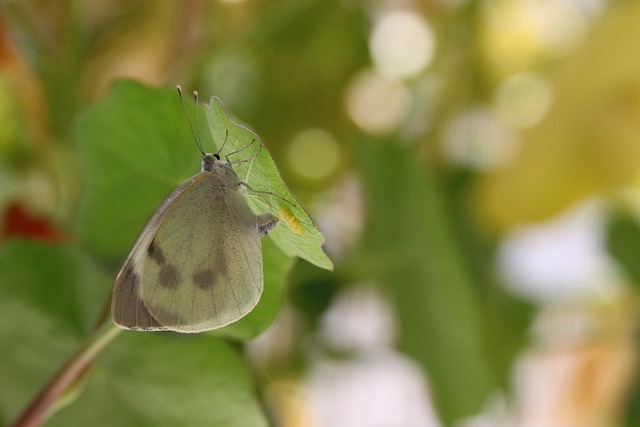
[76,80,201,258]
[357,142,497,422]
[50,333,268,427]
[606,211,640,286]
[0,241,109,423]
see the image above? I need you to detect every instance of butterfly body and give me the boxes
[112,153,277,333]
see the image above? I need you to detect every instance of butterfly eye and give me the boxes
[214,153,220,160]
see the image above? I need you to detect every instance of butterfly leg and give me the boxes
[241,181,296,207]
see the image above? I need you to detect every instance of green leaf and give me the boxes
[76,80,200,257]
[205,97,333,271]
[0,241,105,423]
[75,79,303,336]
[357,142,496,424]
[49,333,268,427]
[0,240,110,337]
[0,241,268,426]
[606,211,640,285]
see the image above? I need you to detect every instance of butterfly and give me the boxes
[111,87,279,333]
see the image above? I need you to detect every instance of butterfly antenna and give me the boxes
[216,130,229,157]
[193,90,204,154]
[177,85,205,156]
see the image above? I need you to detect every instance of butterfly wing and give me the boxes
[112,172,263,332]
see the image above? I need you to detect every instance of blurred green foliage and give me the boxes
[1,1,640,426]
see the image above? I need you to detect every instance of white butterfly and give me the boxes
[111,88,278,333]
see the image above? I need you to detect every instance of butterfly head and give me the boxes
[201,153,239,188]
[201,153,222,172]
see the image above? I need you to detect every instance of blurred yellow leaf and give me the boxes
[475,2,640,232]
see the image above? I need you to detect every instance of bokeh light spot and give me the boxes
[288,128,341,181]
[494,72,553,128]
[442,107,517,170]
[345,70,411,135]
[370,11,436,78]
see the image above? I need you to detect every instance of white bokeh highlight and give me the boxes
[370,11,436,78]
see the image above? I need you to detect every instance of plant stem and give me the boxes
[11,321,122,427]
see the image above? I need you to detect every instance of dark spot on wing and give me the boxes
[159,264,181,288]
[148,240,166,264]
[193,269,216,289]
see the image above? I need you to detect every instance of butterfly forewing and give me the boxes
[112,172,263,333]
